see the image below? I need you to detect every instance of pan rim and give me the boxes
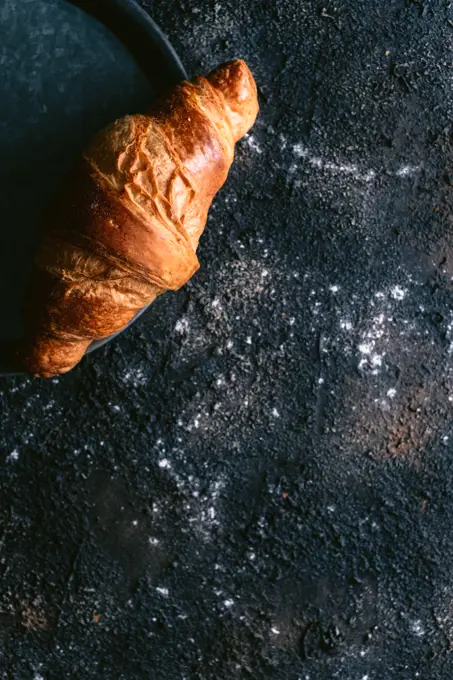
[0,0,187,377]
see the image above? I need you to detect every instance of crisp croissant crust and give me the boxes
[21,60,259,377]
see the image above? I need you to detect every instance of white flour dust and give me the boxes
[292,143,421,182]
[292,143,376,183]
[243,133,263,154]
[6,449,19,463]
[153,445,226,541]
[352,284,414,375]
[122,367,148,387]
[331,280,416,379]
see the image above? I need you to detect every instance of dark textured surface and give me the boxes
[2,0,453,678]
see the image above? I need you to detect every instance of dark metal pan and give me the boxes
[0,0,187,375]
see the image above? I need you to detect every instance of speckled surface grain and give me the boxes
[3,0,453,678]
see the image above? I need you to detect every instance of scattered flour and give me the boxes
[175,317,189,334]
[292,143,376,183]
[395,165,421,177]
[174,256,275,362]
[410,619,425,637]
[446,315,453,353]
[244,133,263,154]
[292,143,421,183]
[156,587,169,597]
[340,319,353,331]
[354,284,410,374]
[122,367,147,387]
[6,449,19,462]
[390,286,407,300]
[357,314,386,374]
[154,457,226,541]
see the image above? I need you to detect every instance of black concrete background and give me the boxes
[2,0,453,678]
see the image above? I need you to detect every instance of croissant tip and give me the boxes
[206,59,259,141]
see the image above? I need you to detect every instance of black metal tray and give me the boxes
[0,0,187,375]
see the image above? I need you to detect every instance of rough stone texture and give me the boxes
[2,0,453,678]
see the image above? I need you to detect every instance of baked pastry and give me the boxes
[20,60,259,377]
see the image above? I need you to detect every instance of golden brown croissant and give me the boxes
[20,60,259,378]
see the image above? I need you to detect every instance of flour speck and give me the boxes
[6,449,19,462]
[358,342,373,355]
[156,587,169,597]
[175,317,189,334]
[340,319,353,331]
[410,619,425,637]
[390,286,407,300]
[244,133,263,154]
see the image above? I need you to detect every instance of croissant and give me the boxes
[20,60,258,378]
